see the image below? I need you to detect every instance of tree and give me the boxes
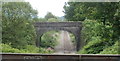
[63,2,75,21]
[64,2,120,41]
[63,2,119,22]
[41,31,59,48]
[2,2,38,49]
[48,18,60,22]
[45,12,56,20]
[64,2,120,54]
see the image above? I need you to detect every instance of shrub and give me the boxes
[1,43,54,53]
[100,41,119,54]
[78,20,118,54]
[1,43,24,53]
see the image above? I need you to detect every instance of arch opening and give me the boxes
[40,30,76,54]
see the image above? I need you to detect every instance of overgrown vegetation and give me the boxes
[1,43,54,53]
[2,1,119,54]
[77,20,119,54]
[41,31,59,48]
[1,2,57,53]
[2,2,37,49]
[64,2,120,54]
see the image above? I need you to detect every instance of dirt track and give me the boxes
[54,31,75,54]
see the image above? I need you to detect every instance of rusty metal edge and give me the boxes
[0,53,120,56]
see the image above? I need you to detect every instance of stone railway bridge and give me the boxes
[34,22,82,51]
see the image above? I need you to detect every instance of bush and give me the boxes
[1,43,24,53]
[78,36,105,54]
[100,41,119,54]
[22,45,54,53]
[81,20,104,45]
[41,31,59,48]
[79,20,104,54]
[1,43,54,53]
[78,20,118,54]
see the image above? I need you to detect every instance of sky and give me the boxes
[25,0,69,18]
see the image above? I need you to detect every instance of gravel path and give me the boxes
[54,31,75,54]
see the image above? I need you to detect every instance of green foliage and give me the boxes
[2,2,37,49]
[81,20,104,44]
[79,36,106,54]
[64,2,120,54]
[78,20,118,54]
[2,2,55,53]
[63,2,76,21]
[64,2,119,21]
[100,41,120,54]
[36,18,47,22]
[22,45,54,53]
[63,2,99,21]
[64,2,120,40]
[2,2,66,54]
[48,18,60,22]
[41,31,59,48]
[1,43,24,53]
[69,33,76,45]
[37,12,62,22]
[1,43,54,53]
[45,12,56,20]
[22,45,40,53]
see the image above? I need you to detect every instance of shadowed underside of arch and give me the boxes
[34,22,82,51]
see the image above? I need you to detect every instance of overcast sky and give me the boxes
[25,0,68,18]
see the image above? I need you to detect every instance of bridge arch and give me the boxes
[34,22,82,51]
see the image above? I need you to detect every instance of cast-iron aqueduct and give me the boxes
[34,22,82,51]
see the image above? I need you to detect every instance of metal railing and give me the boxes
[1,53,120,61]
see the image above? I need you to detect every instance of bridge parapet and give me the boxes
[34,22,82,27]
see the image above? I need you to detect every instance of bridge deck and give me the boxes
[1,53,120,61]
